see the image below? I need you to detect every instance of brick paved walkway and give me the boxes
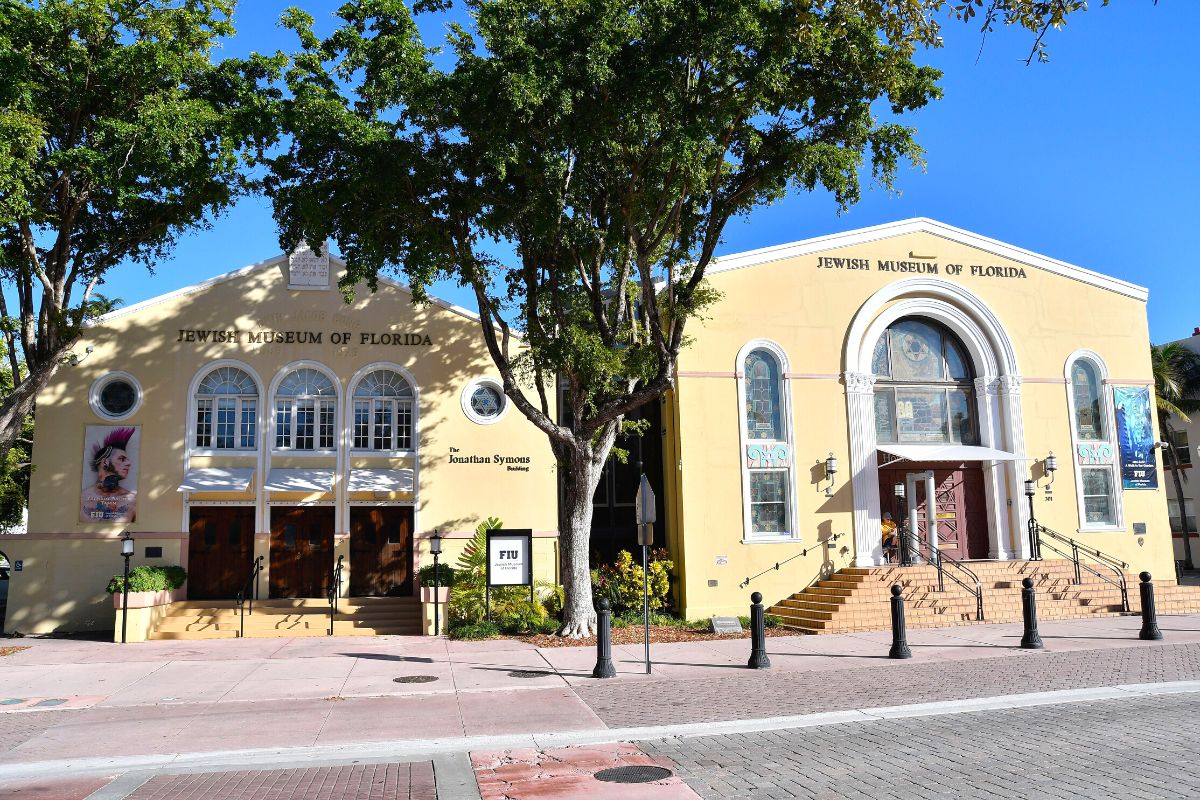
[125,761,436,800]
[576,642,1200,727]
[640,692,1200,799]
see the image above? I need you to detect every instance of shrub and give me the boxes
[448,620,500,640]
[417,563,456,589]
[495,599,552,635]
[447,516,563,629]
[105,565,186,595]
[593,549,673,616]
[764,614,783,629]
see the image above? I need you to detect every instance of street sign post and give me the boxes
[635,474,656,674]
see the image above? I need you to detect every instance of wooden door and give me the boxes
[878,463,989,561]
[188,507,255,599]
[269,507,334,598]
[349,507,413,596]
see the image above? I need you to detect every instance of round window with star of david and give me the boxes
[461,379,508,425]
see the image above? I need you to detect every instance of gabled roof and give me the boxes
[96,254,483,325]
[705,217,1148,301]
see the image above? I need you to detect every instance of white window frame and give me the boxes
[1064,350,1124,532]
[192,364,260,452]
[347,363,418,456]
[90,371,143,420]
[461,377,509,425]
[270,362,340,455]
[736,339,798,543]
[1169,498,1196,534]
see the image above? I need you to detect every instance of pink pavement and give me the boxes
[472,743,700,800]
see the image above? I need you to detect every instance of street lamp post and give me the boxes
[894,482,912,566]
[1024,479,1040,560]
[431,531,443,637]
[120,531,134,644]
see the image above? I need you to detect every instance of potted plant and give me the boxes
[417,563,455,603]
[105,565,187,608]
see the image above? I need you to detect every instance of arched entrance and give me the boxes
[843,279,1029,566]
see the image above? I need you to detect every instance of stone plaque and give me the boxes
[710,616,743,635]
[288,243,330,288]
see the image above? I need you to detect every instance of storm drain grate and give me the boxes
[393,675,439,684]
[594,766,673,784]
[507,670,553,679]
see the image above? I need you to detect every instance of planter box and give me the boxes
[420,585,450,603]
[112,589,181,610]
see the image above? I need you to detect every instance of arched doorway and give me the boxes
[872,318,990,560]
[843,279,1029,566]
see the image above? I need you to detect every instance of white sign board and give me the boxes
[288,242,331,289]
[486,530,532,587]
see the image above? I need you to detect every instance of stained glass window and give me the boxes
[872,319,977,445]
[744,350,784,441]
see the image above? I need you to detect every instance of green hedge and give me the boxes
[105,565,187,595]
[417,562,456,589]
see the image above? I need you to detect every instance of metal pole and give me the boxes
[1020,577,1043,649]
[748,592,771,669]
[888,585,911,659]
[642,542,651,674]
[121,552,131,644]
[593,598,617,678]
[1027,495,1040,560]
[433,551,441,637]
[1138,572,1163,641]
[898,496,912,567]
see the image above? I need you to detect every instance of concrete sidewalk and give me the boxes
[1,614,1200,797]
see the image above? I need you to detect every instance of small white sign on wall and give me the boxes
[288,242,331,289]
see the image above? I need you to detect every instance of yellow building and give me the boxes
[0,218,1182,635]
[2,249,559,634]
[664,218,1176,621]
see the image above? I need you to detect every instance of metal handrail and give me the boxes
[739,533,843,589]
[328,554,345,636]
[235,555,264,639]
[894,527,984,621]
[1036,524,1129,612]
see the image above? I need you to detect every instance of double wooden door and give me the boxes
[349,507,413,596]
[187,507,255,599]
[269,507,334,598]
[878,464,989,561]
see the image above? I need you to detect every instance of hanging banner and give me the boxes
[80,426,139,522]
[1113,387,1158,490]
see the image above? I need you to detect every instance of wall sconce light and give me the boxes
[823,453,838,497]
[67,345,94,367]
[1042,451,1057,499]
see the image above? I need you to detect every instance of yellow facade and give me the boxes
[4,254,558,633]
[667,219,1173,619]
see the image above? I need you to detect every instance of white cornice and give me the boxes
[705,217,1149,302]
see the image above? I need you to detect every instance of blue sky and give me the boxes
[99,1,1198,344]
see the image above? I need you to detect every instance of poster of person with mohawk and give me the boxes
[80,426,139,523]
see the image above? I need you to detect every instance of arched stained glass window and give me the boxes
[744,350,784,441]
[352,369,415,451]
[275,367,337,450]
[195,366,257,449]
[1070,359,1104,441]
[872,318,978,446]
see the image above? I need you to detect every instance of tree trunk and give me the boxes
[0,358,60,462]
[556,425,618,638]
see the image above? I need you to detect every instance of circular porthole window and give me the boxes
[90,372,143,420]
[461,378,508,425]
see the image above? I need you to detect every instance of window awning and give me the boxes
[347,468,415,494]
[177,467,255,493]
[878,444,1021,464]
[264,468,334,493]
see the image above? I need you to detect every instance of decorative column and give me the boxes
[974,376,1012,560]
[844,371,882,567]
[997,374,1031,560]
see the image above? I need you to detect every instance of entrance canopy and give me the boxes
[264,468,334,493]
[877,443,1020,464]
[347,468,414,493]
[177,467,255,493]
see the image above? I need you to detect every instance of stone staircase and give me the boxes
[149,597,422,640]
[770,559,1200,635]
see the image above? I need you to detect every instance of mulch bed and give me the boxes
[0,646,30,657]
[514,624,798,648]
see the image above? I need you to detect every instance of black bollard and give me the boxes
[1020,577,1044,650]
[748,592,771,669]
[1138,572,1163,641]
[888,585,912,659]
[592,598,617,678]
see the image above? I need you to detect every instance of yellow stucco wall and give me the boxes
[670,226,1172,619]
[11,256,558,632]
